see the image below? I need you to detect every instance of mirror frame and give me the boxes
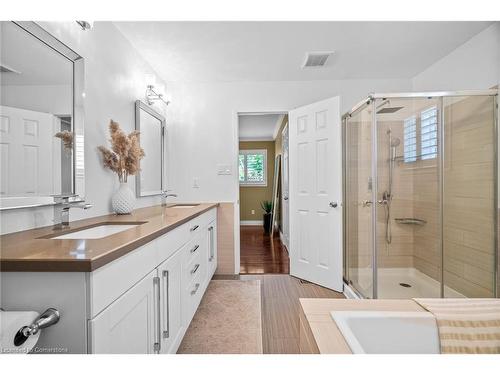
[0,21,85,210]
[135,100,166,197]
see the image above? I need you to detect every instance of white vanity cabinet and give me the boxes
[0,206,218,354]
[88,207,217,354]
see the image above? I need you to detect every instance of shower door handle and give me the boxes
[362,200,372,207]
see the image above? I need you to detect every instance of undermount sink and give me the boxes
[331,311,440,354]
[169,204,200,209]
[50,223,145,240]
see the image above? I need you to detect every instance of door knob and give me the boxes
[329,201,338,208]
[284,196,289,201]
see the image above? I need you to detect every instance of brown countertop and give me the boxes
[0,203,218,272]
[299,298,424,354]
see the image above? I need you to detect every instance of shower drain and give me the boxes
[399,283,412,288]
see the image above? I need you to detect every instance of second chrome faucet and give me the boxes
[161,190,178,206]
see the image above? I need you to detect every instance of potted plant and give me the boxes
[261,200,273,234]
[98,120,145,214]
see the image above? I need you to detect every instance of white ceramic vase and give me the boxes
[111,182,136,214]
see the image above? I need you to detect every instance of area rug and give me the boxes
[177,279,263,354]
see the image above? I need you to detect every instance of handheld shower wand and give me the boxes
[381,130,400,244]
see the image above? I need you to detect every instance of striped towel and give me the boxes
[413,298,500,354]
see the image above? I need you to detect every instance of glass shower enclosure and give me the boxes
[342,90,498,299]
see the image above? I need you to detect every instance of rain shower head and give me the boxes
[377,106,404,114]
[376,99,404,114]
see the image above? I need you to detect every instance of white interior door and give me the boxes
[281,123,290,249]
[289,96,342,291]
[0,105,59,196]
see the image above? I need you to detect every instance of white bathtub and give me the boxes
[331,311,440,354]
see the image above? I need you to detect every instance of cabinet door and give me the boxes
[207,220,217,279]
[89,270,159,354]
[158,250,183,354]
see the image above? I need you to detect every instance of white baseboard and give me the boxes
[240,220,263,226]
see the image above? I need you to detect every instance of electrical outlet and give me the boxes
[251,209,255,215]
[193,178,199,188]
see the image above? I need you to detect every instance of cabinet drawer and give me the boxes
[183,266,207,324]
[183,232,205,266]
[184,244,205,287]
[180,208,217,243]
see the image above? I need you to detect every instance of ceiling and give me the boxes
[239,114,282,141]
[114,21,492,83]
[0,22,72,86]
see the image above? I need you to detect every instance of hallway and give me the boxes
[240,226,289,274]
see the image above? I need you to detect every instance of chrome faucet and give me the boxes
[161,190,178,206]
[53,196,92,228]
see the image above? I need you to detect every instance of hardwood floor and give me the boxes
[241,274,344,354]
[240,225,289,274]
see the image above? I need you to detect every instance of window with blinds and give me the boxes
[403,116,417,162]
[420,106,438,160]
[239,149,267,186]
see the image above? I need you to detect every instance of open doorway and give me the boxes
[238,112,289,274]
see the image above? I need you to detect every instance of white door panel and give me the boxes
[89,270,157,354]
[289,97,342,291]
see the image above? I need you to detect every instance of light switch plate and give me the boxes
[217,164,232,175]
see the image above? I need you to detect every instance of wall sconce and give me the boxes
[76,21,94,31]
[145,85,170,106]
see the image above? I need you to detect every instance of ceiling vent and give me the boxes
[0,64,21,74]
[302,51,334,68]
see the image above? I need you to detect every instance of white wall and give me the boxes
[0,22,169,234]
[1,85,72,115]
[167,78,411,204]
[412,23,500,91]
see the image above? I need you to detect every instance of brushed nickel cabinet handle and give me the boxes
[153,276,161,353]
[162,270,169,339]
[208,226,215,261]
[190,264,200,275]
[190,283,200,295]
[190,244,200,254]
[190,225,199,232]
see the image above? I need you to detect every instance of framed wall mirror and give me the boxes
[135,100,165,197]
[0,21,85,210]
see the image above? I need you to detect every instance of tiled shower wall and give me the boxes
[401,95,496,297]
[441,95,496,297]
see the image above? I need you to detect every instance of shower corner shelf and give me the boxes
[394,218,427,226]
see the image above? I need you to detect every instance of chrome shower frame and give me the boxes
[341,89,499,299]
